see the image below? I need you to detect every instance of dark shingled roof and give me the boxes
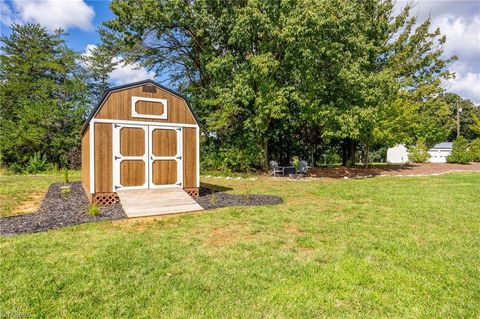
[81,79,198,134]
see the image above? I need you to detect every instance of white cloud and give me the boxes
[396,1,480,103]
[109,59,156,85]
[433,15,480,64]
[445,63,480,104]
[82,44,156,86]
[1,0,94,31]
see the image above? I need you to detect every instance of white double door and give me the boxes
[113,124,183,191]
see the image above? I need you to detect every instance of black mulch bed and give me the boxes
[0,182,126,236]
[194,186,282,210]
[1,182,281,236]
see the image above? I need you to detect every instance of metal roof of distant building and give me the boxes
[431,142,453,149]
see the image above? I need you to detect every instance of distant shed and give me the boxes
[81,80,200,204]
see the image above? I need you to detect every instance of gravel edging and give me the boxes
[194,186,282,210]
[0,182,126,236]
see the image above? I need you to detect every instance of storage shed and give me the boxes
[81,80,200,205]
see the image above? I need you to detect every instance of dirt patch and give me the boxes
[195,186,282,210]
[11,191,46,215]
[0,182,126,236]
[283,223,304,234]
[308,162,480,179]
[206,225,254,246]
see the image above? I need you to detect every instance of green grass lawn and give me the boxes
[1,173,479,318]
[0,169,81,217]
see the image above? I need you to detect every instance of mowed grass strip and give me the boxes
[0,170,81,217]
[1,173,479,318]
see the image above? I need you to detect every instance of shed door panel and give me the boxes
[113,125,148,190]
[149,127,182,188]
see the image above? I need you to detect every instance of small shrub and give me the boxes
[25,152,49,174]
[291,156,300,171]
[60,186,72,195]
[447,136,472,164]
[8,162,24,174]
[470,139,480,162]
[87,203,101,216]
[210,189,217,206]
[408,138,430,163]
[318,150,341,166]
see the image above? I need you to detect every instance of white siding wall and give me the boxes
[387,144,409,164]
[428,149,451,163]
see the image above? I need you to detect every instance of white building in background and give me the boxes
[428,142,453,163]
[386,142,453,164]
[386,144,409,164]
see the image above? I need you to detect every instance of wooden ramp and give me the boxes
[117,188,204,218]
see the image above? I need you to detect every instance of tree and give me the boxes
[101,0,456,170]
[469,138,480,162]
[447,136,472,164]
[0,23,87,169]
[408,138,430,163]
[441,93,480,140]
[82,44,118,106]
[471,114,480,137]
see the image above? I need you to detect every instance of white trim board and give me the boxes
[91,118,198,129]
[112,123,184,192]
[196,127,200,188]
[89,122,95,194]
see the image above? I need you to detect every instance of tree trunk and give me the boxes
[262,139,269,170]
[342,138,356,166]
[348,139,356,166]
[363,143,370,168]
[342,139,348,166]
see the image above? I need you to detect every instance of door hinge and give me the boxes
[176,155,182,160]
[114,124,121,128]
[115,185,121,190]
[176,182,182,186]
[115,156,121,160]
[176,128,181,131]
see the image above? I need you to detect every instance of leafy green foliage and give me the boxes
[471,114,480,137]
[408,138,430,163]
[469,139,480,162]
[25,152,49,174]
[64,169,70,184]
[291,156,300,171]
[0,24,88,170]
[82,44,118,106]
[102,0,455,170]
[87,203,100,217]
[447,136,472,164]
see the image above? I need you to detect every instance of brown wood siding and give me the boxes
[152,129,177,156]
[152,160,177,185]
[183,127,197,188]
[95,85,196,124]
[120,160,145,186]
[135,100,164,116]
[120,127,145,156]
[81,126,90,193]
[94,123,113,193]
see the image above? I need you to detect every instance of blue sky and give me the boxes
[1,0,479,103]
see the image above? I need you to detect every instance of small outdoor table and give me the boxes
[283,166,296,176]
